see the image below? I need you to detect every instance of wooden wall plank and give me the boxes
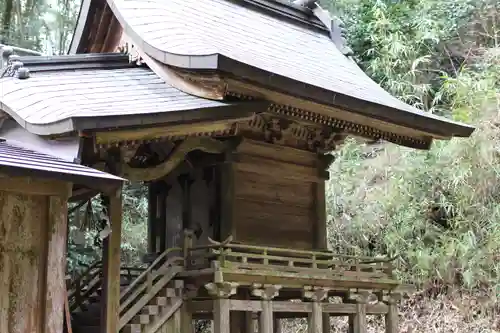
[236,139,317,167]
[165,180,183,249]
[44,196,68,333]
[0,176,71,197]
[220,157,236,241]
[190,170,212,247]
[232,169,315,249]
[234,171,313,207]
[313,181,328,250]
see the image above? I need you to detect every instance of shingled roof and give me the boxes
[0,53,263,135]
[0,138,124,191]
[86,0,473,139]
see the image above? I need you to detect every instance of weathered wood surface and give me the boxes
[0,190,47,333]
[228,142,320,250]
[45,196,68,333]
[191,299,390,315]
[165,181,183,250]
[190,170,213,247]
[104,189,123,333]
[0,175,71,197]
[0,184,68,333]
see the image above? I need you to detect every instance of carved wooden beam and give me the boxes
[225,79,439,146]
[94,120,238,147]
[237,113,346,153]
[121,137,233,181]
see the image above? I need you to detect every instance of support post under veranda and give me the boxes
[100,187,123,333]
[252,284,281,333]
[303,287,329,333]
[205,282,238,333]
[385,293,401,333]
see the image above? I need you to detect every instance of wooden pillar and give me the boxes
[349,292,370,333]
[273,316,281,333]
[179,174,194,231]
[231,289,254,333]
[251,284,281,333]
[213,165,222,241]
[45,196,70,333]
[384,294,401,333]
[103,187,123,333]
[0,178,71,333]
[343,295,354,333]
[303,288,329,333]
[205,282,238,333]
[322,313,330,333]
[219,153,235,241]
[203,166,217,240]
[100,234,109,333]
[181,302,194,333]
[158,182,170,252]
[147,182,158,254]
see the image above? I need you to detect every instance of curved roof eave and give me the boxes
[0,61,266,137]
[0,101,73,136]
[132,43,475,139]
[104,0,474,140]
[0,100,263,137]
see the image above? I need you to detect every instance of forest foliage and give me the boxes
[1,0,500,301]
[324,0,500,297]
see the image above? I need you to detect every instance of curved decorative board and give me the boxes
[104,0,474,138]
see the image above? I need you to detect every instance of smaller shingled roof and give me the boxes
[0,138,124,191]
[0,53,262,135]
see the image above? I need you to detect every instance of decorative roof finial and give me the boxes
[311,5,354,57]
[0,53,30,79]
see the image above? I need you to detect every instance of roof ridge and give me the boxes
[1,53,135,75]
[17,53,129,66]
[233,0,329,33]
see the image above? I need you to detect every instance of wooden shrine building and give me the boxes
[0,0,474,332]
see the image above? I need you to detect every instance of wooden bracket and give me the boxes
[251,284,282,301]
[204,282,239,299]
[302,286,330,302]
